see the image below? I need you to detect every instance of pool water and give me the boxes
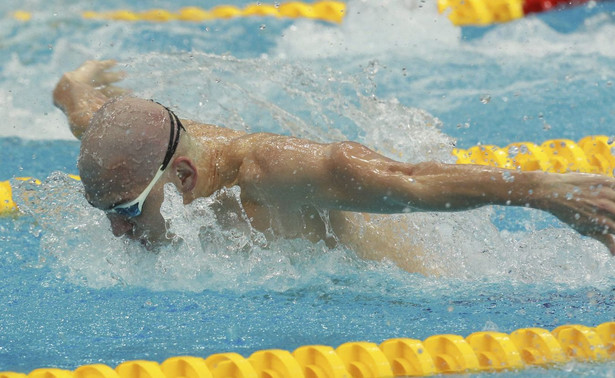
[1,0,615,375]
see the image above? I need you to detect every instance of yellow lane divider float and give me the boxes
[438,0,599,26]
[11,1,346,24]
[1,322,614,377]
[454,135,615,176]
[1,136,614,216]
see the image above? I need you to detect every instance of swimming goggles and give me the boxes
[108,104,185,218]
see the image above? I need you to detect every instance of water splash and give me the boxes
[11,169,614,292]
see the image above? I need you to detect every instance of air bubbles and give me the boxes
[501,171,515,183]
[508,145,519,157]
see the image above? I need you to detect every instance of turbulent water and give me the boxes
[4,0,615,289]
[3,2,615,375]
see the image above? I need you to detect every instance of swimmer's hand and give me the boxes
[536,173,615,255]
[67,59,127,97]
[54,60,127,139]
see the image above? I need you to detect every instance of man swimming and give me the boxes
[53,60,615,272]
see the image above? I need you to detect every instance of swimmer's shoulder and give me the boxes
[182,119,246,139]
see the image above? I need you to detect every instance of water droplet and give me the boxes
[480,94,491,104]
[574,213,581,220]
[565,192,574,200]
[502,171,515,183]
[259,24,266,30]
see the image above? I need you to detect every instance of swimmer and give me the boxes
[53,60,615,271]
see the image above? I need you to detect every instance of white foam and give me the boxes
[1,1,614,140]
[3,1,614,290]
[11,173,614,292]
[274,0,459,60]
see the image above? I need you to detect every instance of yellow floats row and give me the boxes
[11,2,347,24]
[438,0,526,26]
[2,322,614,377]
[454,135,615,176]
[0,175,78,216]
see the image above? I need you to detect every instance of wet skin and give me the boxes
[52,60,615,273]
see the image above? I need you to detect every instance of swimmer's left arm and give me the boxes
[234,136,615,254]
[53,60,126,139]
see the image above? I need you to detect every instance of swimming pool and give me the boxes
[1,0,615,375]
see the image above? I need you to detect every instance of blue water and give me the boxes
[1,0,615,375]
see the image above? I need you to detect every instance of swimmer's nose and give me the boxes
[107,214,135,237]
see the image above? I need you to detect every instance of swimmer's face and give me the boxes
[84,170,173,248]
[77,97,186,247]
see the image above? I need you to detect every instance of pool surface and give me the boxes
[1,0,615,375]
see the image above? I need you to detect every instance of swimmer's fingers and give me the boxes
[97,70,126,85]
[72,59,124,86]
[75,59,115,76]
[96,59,118,69]
[590,233,615,256]
[578,210,615,255]
[99,85,129,97]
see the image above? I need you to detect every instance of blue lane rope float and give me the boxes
[10,2,347,24]
[1,322,613,377]
[1,135,614,217]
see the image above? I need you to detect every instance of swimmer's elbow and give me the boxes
[53,74,108,140]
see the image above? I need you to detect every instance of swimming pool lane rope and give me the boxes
[10,0,608,25]
[453,135,615,176]
[1,135,614,216]
[10,1,346,24]
[1,322,613,377]
[438,0,604,26]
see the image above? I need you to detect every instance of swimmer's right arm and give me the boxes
[53,60,126,139]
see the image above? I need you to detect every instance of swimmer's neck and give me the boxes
[181,121,249,201]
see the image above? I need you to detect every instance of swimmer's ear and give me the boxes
[171,157,197,192]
